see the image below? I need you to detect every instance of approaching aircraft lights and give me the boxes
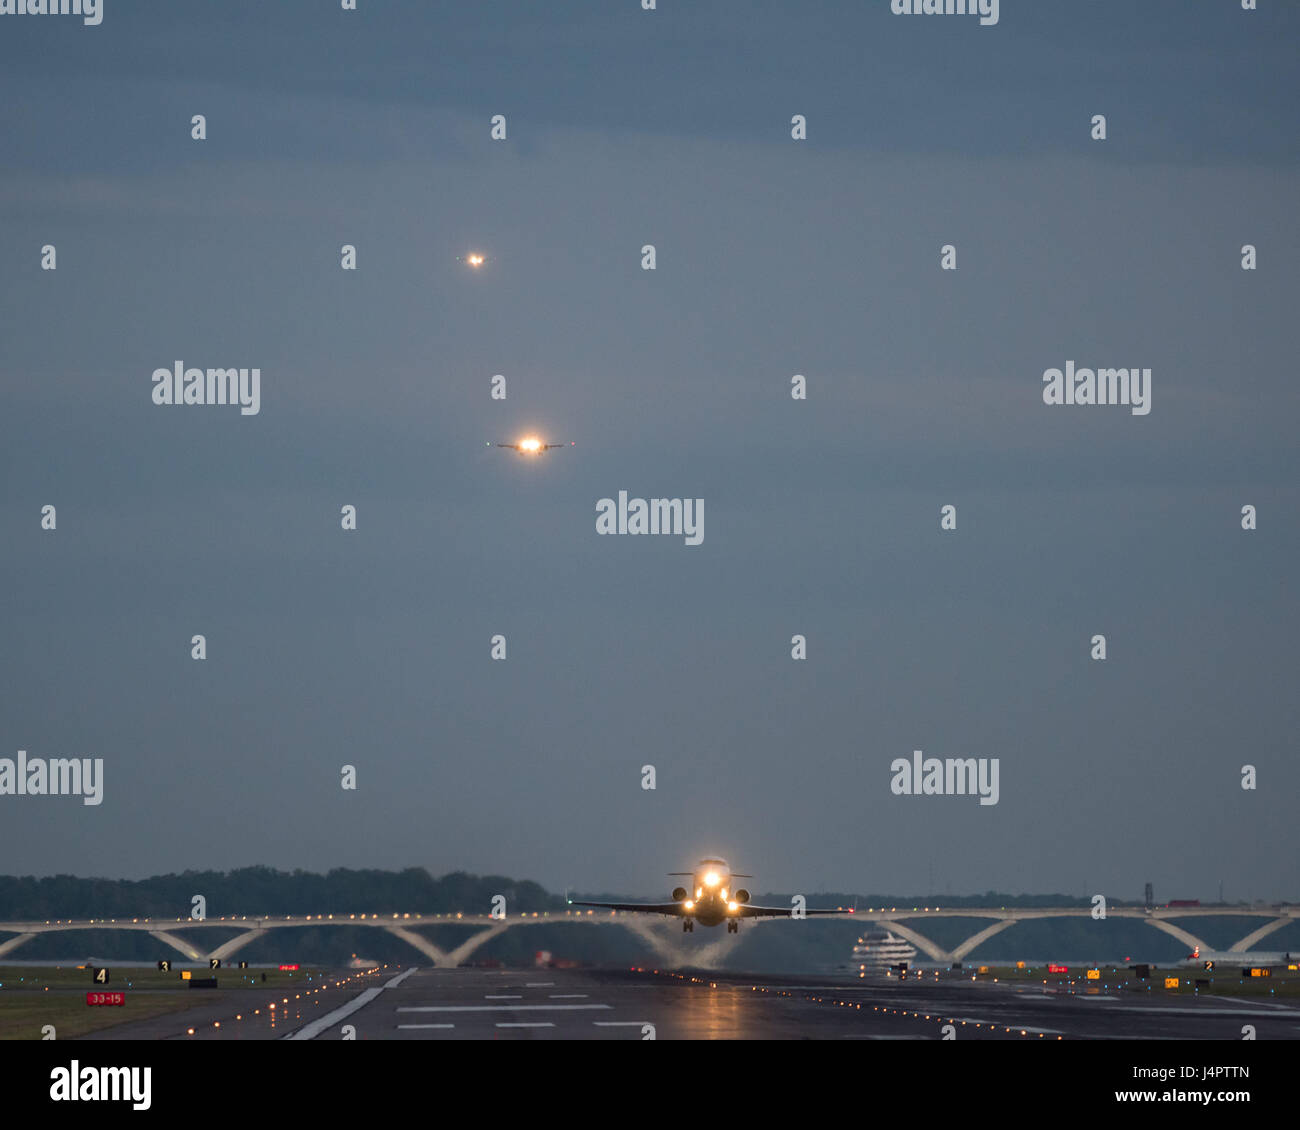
[569,858,848,933]
[489,437,574,454]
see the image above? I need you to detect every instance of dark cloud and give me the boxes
[1,1,1296,902]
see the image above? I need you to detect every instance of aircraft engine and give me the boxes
[672,887,688,902]
[734,889,750,904]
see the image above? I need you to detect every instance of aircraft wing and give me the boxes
[568,900,685,916]
[569,900,849,919]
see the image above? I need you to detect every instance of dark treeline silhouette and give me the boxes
[773,892,1098,908]
[4,868,1194,920]
[0,866,563,919]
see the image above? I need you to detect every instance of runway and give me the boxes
[77,965,1300,1041]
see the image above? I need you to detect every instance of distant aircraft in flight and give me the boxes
[488,437,573,454]
[569,857,850,933]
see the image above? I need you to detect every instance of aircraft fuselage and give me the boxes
[680,859,746,927]
[689,894,730,928]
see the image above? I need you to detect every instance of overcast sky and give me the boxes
[2,1,1297,905]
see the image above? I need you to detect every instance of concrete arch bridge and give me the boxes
[0,906,1293,970]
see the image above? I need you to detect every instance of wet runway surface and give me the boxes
[78,965,1300,1040]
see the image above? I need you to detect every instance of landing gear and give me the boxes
[727,920,739,934]
[683,919,694,933]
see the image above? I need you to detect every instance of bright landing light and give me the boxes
[704,872,720,887]
[465,253,485,267]
[519,437,542,452]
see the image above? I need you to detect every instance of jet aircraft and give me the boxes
[569,858,850,933]
[488,437,573,454]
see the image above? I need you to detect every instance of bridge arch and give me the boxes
[1141,918,1207,953]
[950,918,1018,961]
[148,930,204,961]
[0,907,1289,968]
[868,920,952,963]
[208,928,267,962]
[1230,917,1291,953]
[0,933,36,959]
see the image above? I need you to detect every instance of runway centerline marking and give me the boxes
[397,1024,455,1030]
[496,1022,554,1028]
[485,994,523,999]
[549,993,588,999]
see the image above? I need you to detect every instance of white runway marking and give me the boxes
[485,994,523,999]
[397,1024,455,1030]
[1104,1004,1300,1018]
[525,982,555,987]
[843,1034,930,1040]
[549,993,588,999]
[397,1003,612,1013]
[1089,1034,1167,1040]
[1205,996,1292,1011]
[497,1022,554,1028]
[593,1021,648,1027]
[285,967,417,1041]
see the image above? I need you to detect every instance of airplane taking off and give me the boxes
[569,858,850,933]
[488,437,574,454]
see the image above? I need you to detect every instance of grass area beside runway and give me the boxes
[0,964,357,1039]
[0,993,201,1040]
[0,964,331,991]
